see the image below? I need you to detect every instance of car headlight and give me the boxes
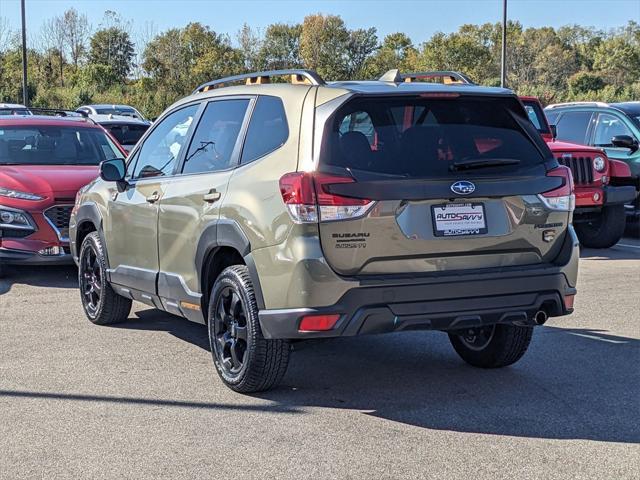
[0,207,36,230]
[593,156,606,172]
[0,187,45,201]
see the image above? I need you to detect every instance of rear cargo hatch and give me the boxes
[296,94,574,276]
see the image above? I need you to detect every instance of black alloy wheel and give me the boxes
[78,232,131,325]
[212,286,249,376]
[80,243,102,318]
[458,325,496,351]
[207,264,289,393]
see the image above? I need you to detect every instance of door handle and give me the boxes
[146,191,160,203]
[203,190,221,203]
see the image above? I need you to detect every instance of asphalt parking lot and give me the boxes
[1,236,638,479]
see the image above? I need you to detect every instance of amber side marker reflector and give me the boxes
[564,295,575,310]
[180,301,201,311]
[299,314,340,332]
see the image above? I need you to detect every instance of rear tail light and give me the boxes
[298,314,340,332]
[279,172,375,223]
[538,166,575,212]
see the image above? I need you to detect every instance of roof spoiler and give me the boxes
[379,69,475,85]
[193,69,325,94]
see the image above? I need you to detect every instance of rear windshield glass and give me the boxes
[321,96,546,178]
[0,125,125,165]
[95,107,138,117]
[100,123,149,146]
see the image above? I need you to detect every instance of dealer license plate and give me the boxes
[432,203,487,237]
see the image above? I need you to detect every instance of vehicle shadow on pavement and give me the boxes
[580,246,640,260]
[0,265,77,296]
[256,326,640,444]
[109,308,211,351]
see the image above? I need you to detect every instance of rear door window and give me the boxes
[182,99,249,174]
[321,96,546,178]
[554,111,593,145]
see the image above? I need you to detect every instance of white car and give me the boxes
[0,103,32,115]
[76,104,147,122]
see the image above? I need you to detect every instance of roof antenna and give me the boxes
[379,69,401,83]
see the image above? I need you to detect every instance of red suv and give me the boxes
[521,97,636,248]
[0,110,127,277]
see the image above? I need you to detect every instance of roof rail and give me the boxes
[545,101,610,109]
[379,69,475,85]
[0,107,89,117]
[193,69,325,94]
[0,107,96,124]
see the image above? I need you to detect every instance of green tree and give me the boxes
[256,23,302,70]
[592,35,640,87]
[366,32,416,77]
[142,23,242,95]
[300,14,350,79]
[568,71,607,95]
[345,27,378,78]
[237,23,262,71]
[89,27,135,81]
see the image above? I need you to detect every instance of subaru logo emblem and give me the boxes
[451,181,475,195]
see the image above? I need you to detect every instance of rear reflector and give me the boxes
[279,172,375,223]
[538,166,575,212]
[298,314,340,332]
[564,294,575,310]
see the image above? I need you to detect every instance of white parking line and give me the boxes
[567,332,628,344]
[616,243,640,249]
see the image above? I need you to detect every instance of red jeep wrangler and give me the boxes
[521,96,636,248]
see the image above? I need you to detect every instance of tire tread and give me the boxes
[80,232,132,325]
[209,265,289,393]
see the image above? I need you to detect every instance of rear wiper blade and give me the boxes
[450,158,521,171]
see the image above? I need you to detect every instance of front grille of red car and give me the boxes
[44,205,73,242]
[556,156,594,185]
[0,228,32,238]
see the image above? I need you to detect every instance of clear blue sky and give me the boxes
[2,0,639,45]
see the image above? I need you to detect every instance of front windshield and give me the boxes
[0,125,125,165]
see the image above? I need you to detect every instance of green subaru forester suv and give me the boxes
[70,69,579,392]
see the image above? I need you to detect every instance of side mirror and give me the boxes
[611,135,639,152]
[550,124,557,140]
[100,158,126,182]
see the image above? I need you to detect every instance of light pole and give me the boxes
[21,0,28,106]
[500,0,507,88]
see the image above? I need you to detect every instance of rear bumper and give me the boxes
[0,246,73,265]
[259,228,580,340]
